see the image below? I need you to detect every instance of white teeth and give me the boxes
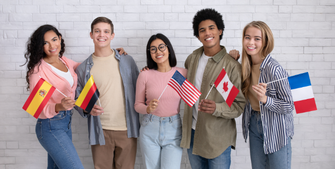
[50,49,57,52]
[206,37,213,41]
[156,55,163,59]
[248,47,255,49]
[98,39,106,42]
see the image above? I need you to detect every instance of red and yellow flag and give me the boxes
[22,78,56,119]
[75,75,100,113]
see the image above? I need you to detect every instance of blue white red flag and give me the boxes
[288,72,317,114]
[168,70,201,107]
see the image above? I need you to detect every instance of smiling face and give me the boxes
[243,26,263,64]
[90,22,114,49]
[150,38,170,67]
[197,19,222,53]
[43,30,62,58]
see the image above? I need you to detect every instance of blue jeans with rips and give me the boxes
[187,129,231,169]
[249,110,292,169]
[35,110,84,169]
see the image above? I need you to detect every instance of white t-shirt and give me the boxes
[46,62,74,87]
[192,52,211,130]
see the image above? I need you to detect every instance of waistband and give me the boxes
[251,109,260,115]
[147,114,180,123]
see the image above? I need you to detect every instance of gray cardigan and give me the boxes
[75,49,140,145]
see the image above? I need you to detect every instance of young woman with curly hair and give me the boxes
[23,24,84,169]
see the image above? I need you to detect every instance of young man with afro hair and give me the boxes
[180,8,246,169]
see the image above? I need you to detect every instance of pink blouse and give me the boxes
[28,56,79,119]
[135,67,187,117]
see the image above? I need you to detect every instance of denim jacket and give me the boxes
[75,49,140,145]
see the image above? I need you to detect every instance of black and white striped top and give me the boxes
[242,54,294,154]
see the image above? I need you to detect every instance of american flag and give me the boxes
[168,70,201,107]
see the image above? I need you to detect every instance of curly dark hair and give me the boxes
[192,8,225,40]
[146,33,177,70]
[22,24,65,90]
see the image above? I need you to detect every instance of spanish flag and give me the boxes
[75,75,100,113]
[22,78,56,119]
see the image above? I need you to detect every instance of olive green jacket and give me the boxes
[180,46,246,159]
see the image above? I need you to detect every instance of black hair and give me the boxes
[192,8,225,39]
[146,33,177,70]
[22,24,65,90]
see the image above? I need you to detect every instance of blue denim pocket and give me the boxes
[35,120,43,140]
[172,118,182,130]
[49,111,70,130]
[141,114,150,127]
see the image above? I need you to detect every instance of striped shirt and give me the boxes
[242,54,294,154]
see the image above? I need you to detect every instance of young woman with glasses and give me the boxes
[134,33,187,169]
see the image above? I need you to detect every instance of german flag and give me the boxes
[75,75,100,113]
[22,78,56,119]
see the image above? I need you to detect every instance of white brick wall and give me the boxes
[0,0,334,168]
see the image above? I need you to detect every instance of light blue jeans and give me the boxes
[249,110,292,169]
[187,129,231,169]
[35,110,84,169]
[139,114,183,169]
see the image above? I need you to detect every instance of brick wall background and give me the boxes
[0,0,334,168]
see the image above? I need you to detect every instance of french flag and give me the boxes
[288,72,317,114]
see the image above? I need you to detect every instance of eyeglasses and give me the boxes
[149,44,167,54]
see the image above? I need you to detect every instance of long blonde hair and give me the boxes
[241,21,274,98]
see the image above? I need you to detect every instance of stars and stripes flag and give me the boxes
[22,78,56,119]
[167,70,201,107]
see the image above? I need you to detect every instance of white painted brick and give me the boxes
[323,47,335,54]
[169,22,192,30]
[0,13,8,22]
[291,14,314,21]
[57,14,81,22]
[16,5,38,13]
[293,6,316,13]
[171,5,185,13]
[124,6,147,13]
[313,14,326,21]
[279,5,293,13]
[304,47,323,54]
[274,0,297,5]
[309,22,332,29]
[297,0,320,5]
[122,22,145,30]
[140,13,163,22]
[309,39,332,46]
[32,14,56,22]
[227,0,249,5]
[40,5,64,13]
[6,142,18,149]
[309,62,331,69]
[255,6,279,13]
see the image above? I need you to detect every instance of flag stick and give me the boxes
[56,89,67,98]
[98,98,102,107]
[205,84,214,99]
[158,85,168,101]
[266,77,288,85]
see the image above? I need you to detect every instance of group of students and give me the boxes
[23,8,294,169]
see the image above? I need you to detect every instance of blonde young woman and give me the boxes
[241,21,294,169]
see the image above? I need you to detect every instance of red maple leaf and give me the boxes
[223,81,229,92]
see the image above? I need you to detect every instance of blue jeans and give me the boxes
[187,129,231,169]
[249,111,292,169]
[35,110,84,169]
[139,114,183,169]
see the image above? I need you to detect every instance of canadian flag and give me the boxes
[213,68,239,107]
